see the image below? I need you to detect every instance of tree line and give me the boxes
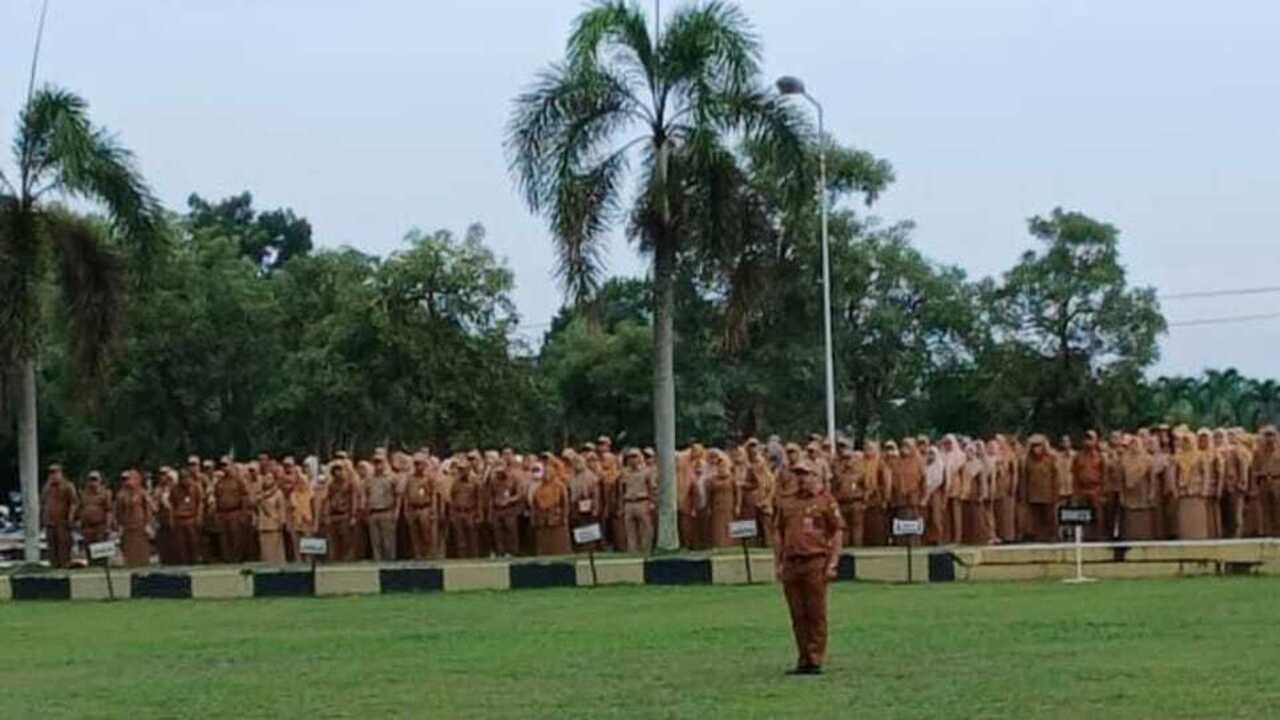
[1,185,1272,488]
[3,1,1276,555]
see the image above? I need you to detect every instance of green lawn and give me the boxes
[4,577,1279,719]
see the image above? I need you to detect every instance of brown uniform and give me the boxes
[1254,445,1280,536]
[1072,449,1108,540]
[1023,452,1060,542]
[449,475,482,558]
[213,473,250,563]
[115,487,152,567]
[531,479,572,555]
[568,468,603,550]
[619,467,655,554]
[366,471,399,562]
[405,471,444,560]
[168,479,203,565]
[705,472,740,548]
[256,484,288,564]
[831,457,866,547]
[1119,449,1156,540]
[773,486,843,671]
[738,456,775,549]
[40,478,78,568]
[1173,448,1211,540]
[489,470,524,557]
[323,473,359,562]
[78,484,113,549]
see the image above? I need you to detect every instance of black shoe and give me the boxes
[785,666,811,676]
[805,665,824,675]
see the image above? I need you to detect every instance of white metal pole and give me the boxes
[808,95,836,456]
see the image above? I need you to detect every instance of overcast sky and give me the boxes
[2,1,1277,377]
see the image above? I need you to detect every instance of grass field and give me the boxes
[5,577,1279,719]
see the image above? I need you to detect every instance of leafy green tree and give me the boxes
[187,191,312,272]
[507,0,804,549]
[987,208,1166,435]
[0,87,161,560]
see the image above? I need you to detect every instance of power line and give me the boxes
[1167,311,1280,328]
[1161,285,1280,301]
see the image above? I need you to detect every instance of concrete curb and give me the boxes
[2,539,1274,602]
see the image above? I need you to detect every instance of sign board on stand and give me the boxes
[1057,506,1097,584]
[729,519,760,583]
[892,518,925,537]
[88,540,118,561]
[892,517,925,584]
[573,523,603,545]
[299,537,329,556]
[89,539,118,600]
[574,523,603,587]
[1058,506,1095,526]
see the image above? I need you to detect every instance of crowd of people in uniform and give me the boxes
[33,424,1280,569]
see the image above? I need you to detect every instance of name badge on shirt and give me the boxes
[802,516,815,532]
[578,499,593,513]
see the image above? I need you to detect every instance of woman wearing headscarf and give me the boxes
[1173,431,1211,539]
[531,455,572,555]
[115,469,153,568]
[1197,429,1224,537]
[922,446,948,545]
[965,442,994,544]
[705,450,742,548]
[1144,432,1172,539]
[989,439,1017,543]
[862,441,890,546]
[1119,434,1157,540]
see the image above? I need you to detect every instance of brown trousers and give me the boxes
[326,517,354,562]
[838,502,864,547]
[46,524,73,568]
[81,524,108,560]
[492,511,521,557]
[216,512,243,563]
[1266,484,1280,536]
[259,530,286,565]
[121,527,151,568]
[171,520,200,565]
[407,509,440,560]
[624,501,655,554]
[678,511,701,550]
[1027,502,1057,543]
[368,511,398,562]
[781,555,830,669]
[451,515,480,558]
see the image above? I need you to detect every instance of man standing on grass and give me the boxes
[41,464,78,569]
[773,461,843,676]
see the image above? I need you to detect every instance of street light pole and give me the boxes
[777,76,837,455]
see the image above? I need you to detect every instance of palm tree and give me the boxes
[1,87,161,561]
[1245,378,1280,427]
[507,0,804,549]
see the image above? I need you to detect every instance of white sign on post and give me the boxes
[729,519,759,540]
[299,537,329,556]
[88,540,117,560]
[1058,506,1095,526]
[573,523,603,544]
[892,518,925,537]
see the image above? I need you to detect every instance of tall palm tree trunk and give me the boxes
[18,357,41,562]
[653,141,679,551]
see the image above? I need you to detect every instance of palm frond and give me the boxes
[507,64,639,212]
[568,0,656,85]
[45,211,125,399]
[658,1,760,117]
[549,148,629,306]
[23,86,163,259]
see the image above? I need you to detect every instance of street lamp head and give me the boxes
[775,75,806,96]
